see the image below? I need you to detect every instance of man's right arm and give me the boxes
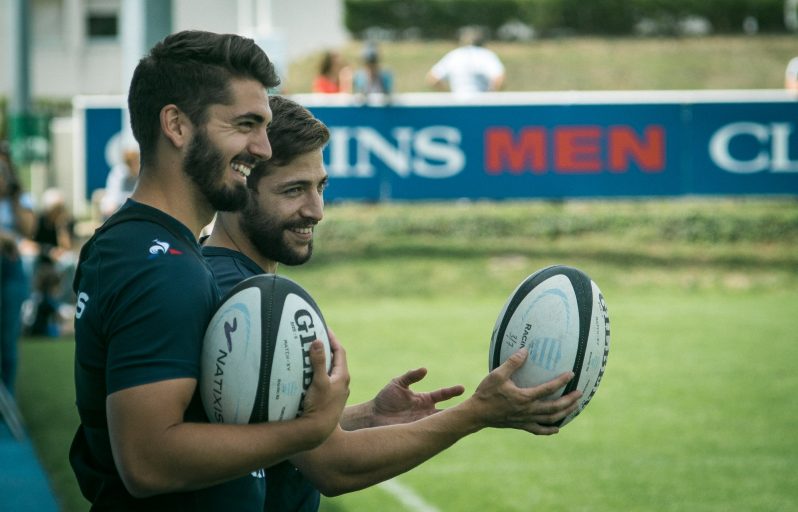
[106,339,349,498]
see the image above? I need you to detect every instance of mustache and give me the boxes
[232,153,262,167]
[285,220,317,230]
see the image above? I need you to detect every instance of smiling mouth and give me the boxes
[231,161,253,178]
[290,226,314,237]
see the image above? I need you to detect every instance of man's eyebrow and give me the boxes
[280,176,328,188]
[280,178,312,188]
[234,112,267,124]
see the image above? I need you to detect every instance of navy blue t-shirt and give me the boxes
[202,245,321,512]
[71,200,265,511]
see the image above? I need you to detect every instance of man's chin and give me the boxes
[279,247,313,267]
[207,185,249,212]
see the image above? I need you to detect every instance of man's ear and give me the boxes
[160,104,192,149]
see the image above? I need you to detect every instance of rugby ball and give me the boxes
[200,274,331,424]
[489,265,610,427]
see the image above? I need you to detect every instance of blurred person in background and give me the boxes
[30,187,77,305]
[100,142,140,219]
[33,188,75,263]
[22,210,78,337]
[0,142,36,396]
[426,26,506,98]
[353,42,394,101]
[22,258,68,338]
[785,56,798,91]
[312,50,353,94]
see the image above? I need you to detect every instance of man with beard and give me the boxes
[71,32,350,511]
[203,96,582,511]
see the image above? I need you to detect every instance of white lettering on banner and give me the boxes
[413,126,465,178]
[356,127,412,177]
[770,123,798,172]
[710,122,798,174]
[328,128,361,177]
[326,126,466,179]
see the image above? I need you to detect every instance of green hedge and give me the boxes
[345,0,523,39]
[344,0,788,38]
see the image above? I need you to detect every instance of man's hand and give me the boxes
[301,336,351,441]
[470,348,582,435]
[369,368,465,427]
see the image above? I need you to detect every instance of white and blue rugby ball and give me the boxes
[489,265,610,427]
[200,274,331,424]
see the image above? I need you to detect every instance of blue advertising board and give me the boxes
[77,91,798,202]
[84,106,123,198]
[689,102,798,195]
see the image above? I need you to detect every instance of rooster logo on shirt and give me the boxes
[147,239,183,259]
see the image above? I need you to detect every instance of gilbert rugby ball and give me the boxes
[201,274,331,424]
[489,265,610,427]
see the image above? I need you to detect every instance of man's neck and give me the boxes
[131,166,215,239]
[204,212,278,273]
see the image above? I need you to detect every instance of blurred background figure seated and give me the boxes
[99,142,140,220]
[22,255,72,338]
[19,188,77,338]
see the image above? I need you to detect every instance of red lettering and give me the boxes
[555,126,601,173]
[485,127,546,174]
[484,124,666,174]
[608,126,665,172]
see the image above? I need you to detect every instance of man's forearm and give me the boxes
[340,401,376,430]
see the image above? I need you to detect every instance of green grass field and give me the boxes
[15,199,798,512]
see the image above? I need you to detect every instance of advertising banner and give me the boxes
[75,91,798,203]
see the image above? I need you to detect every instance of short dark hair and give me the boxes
[248,96,330,188]
[128,30,280,166]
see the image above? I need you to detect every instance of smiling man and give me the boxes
[204,96,329,277]
[203,96,583,511]
[70,32,350,511]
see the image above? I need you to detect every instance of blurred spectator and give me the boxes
[22,256,68,338]
[32,188,76,304]
[426,26,506,97]
[312,50,353,93]
[34,188,74,259]
[353,43,394,101]
[100,143,140,219]
[785,56,798,92]
[0,142,35,396]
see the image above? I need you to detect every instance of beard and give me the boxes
[183,128,250,212]
[238,197,314,266]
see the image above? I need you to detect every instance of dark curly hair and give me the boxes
[247,96,330,189]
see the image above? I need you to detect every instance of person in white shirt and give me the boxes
[785,56,798,92]
[427,26,506,98]
[100,143,140,219]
